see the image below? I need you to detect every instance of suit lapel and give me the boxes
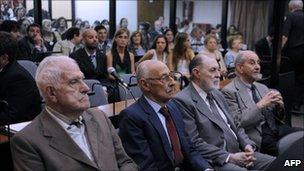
[40,110,98,169]
[188,84,225,128]
[234,77,256,108]
[82,111,101,168]
[138,97,174,163]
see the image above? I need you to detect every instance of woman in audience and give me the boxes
[128,31,147,62]
[119,18,129,30]
[107,28,135,80]
[73,18,82,28]
[42,19,57,51]
[164,28,175,50]
[224,35,243,69]
[18,17,32,37]
[137,34,169,65]
[167,32,194,77]
[54,17,68,41]
[199,34,227,78]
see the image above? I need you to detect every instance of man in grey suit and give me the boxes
[173,54,275,170]
[10,56,137,171]
[222,50,302,156]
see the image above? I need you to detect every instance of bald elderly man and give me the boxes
[10,56,137,171]
[222,51,302,156]
[119,60,212,171]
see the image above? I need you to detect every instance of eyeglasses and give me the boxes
[146,71,181,83]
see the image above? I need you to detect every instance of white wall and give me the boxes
[75,0,109,25]
[176,0,222,27]
[116,1,137,32]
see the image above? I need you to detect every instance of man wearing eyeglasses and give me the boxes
[119,60,213,171]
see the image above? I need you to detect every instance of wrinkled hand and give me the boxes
[229,150,256,168]
[257,90,283,109]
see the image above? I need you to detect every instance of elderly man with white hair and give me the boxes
[222,50,303,156]
[10,56,137,171]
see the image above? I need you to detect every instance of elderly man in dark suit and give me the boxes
[10,56,137,171]
[0,31,41,125]
[70,28,109,86]
[119,60,212,171]
[222,51,302,156]
[172,54,275,170]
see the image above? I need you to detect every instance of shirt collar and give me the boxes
[239,77,253,89]
[46,105,83,125]
[144,96,162,114]
[85,48,96,57]
[191,81,208,102]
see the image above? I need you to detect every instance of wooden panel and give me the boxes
[138,0,164,26]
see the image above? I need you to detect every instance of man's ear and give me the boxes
[45,86,58,103]
[139,79,150,92]
[235,64,243,74]
[192,67,200,79]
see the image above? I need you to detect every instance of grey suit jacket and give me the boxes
[173,83,255,166]
[10,108,137,171]
[222,77,284,148]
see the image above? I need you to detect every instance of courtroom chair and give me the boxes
[280,56,293,73]
[84,79,108,107]
[17,60,38,79]
[118,74,142,100]
[277,131,304,155]
[0,141,13,171]
[266,133,304,171]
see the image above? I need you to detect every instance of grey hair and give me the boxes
[289,0,303,10]
[189,53,208,81]
[136,60,152,81]
[234,50,258,74]
[35,56,78,98]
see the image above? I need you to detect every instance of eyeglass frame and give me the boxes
[145,71,182,83]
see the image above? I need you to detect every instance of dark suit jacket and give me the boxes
[70,48,109,85]
[0,60,41,125]
[119,96,211,171]
[10,108,138,171]
[17,36,49,62]
[173,83,256,166]
[255,37,271,60]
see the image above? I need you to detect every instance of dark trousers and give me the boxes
[286,45,304,106]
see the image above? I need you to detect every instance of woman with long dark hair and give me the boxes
[128,31,147,62]
[106,28,135,80]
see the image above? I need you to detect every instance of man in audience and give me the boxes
[150,19,163,43]
[255,28,273,60]
[94,25,112,54]
[10,56,138,171]
[0,31,41,126]
[17,23,48,62]
[190,27,205,54]
[173,54,275,170]
[282,0,304,112]
[70,28,109,86]
[0,20,21,39]
[53,27,83,56]
[222,51,303,156]
[119,60,212,171]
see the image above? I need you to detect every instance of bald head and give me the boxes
[136,60,167,81]
[82,28,98,50]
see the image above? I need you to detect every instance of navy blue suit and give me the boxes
[119,96,211,171]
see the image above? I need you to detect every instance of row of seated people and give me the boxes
[2,29,302,170]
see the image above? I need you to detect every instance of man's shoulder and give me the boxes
[222,79,237,92]
[70,48,85,58]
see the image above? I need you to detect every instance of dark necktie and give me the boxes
[68,117,83,129]
[90,55,97,68]
[251,85,260,103]
[206,93,226,122]
[159,106,184,165]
